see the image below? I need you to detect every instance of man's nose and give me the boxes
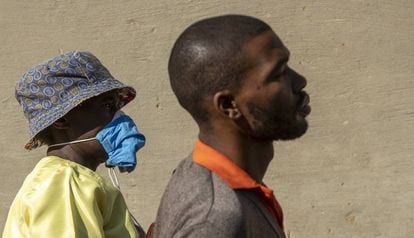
[288,68,307,93]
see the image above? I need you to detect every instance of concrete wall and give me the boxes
[0,1,413,237]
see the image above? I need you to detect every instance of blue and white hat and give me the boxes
[15,51,136,150]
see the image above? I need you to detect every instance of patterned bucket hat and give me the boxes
[15,51,136,150]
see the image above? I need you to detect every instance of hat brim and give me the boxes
[24,84,136,150]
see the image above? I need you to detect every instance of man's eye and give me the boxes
[279,64,287,74]
[272,75,282,81]
[269,71,284,82]
[268,65,288,82]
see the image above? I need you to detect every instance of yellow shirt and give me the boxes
[2,156,139,238]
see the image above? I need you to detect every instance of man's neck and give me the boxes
[199,130,274,183]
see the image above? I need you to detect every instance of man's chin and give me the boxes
[251,126,308,142]
[271,121,308,141]
[248,114,309,141]
[276,130,307,141]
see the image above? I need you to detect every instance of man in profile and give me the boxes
[154,15,311,237]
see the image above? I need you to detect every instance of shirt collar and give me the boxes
[193,139,272,195]
[193,139,284,231]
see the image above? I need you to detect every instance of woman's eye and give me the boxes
[102,103,114,110]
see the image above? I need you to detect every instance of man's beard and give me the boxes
[247,102,308,141]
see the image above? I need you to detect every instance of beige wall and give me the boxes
[1,0,413,237]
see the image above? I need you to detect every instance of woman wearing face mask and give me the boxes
[3,51,146,238]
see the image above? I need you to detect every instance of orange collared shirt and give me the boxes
[193,139,284,230]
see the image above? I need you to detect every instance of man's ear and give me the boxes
[213,90,241,119]
[51,117,69,130]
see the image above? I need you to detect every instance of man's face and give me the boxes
[235,30,311,141]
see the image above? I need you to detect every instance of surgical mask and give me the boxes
[48,110,146,173]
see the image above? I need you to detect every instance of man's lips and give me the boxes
[297,92,311,117]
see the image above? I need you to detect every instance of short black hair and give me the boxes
[168,15,271,122]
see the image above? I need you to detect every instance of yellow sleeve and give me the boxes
[2,157,138,238]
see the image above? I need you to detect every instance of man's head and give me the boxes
[168,15,310,141]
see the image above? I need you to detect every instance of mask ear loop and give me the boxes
[107,167,120,190]
[107,167,144,232]
[48,137,96,149]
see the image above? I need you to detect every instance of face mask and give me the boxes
[48,111,146,173]
[97,110,145,172]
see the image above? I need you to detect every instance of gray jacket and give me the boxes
[154,156,285,238]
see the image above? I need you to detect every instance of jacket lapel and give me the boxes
[241,191,285,238]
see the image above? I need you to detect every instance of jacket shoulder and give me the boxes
[154,156,245,237]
